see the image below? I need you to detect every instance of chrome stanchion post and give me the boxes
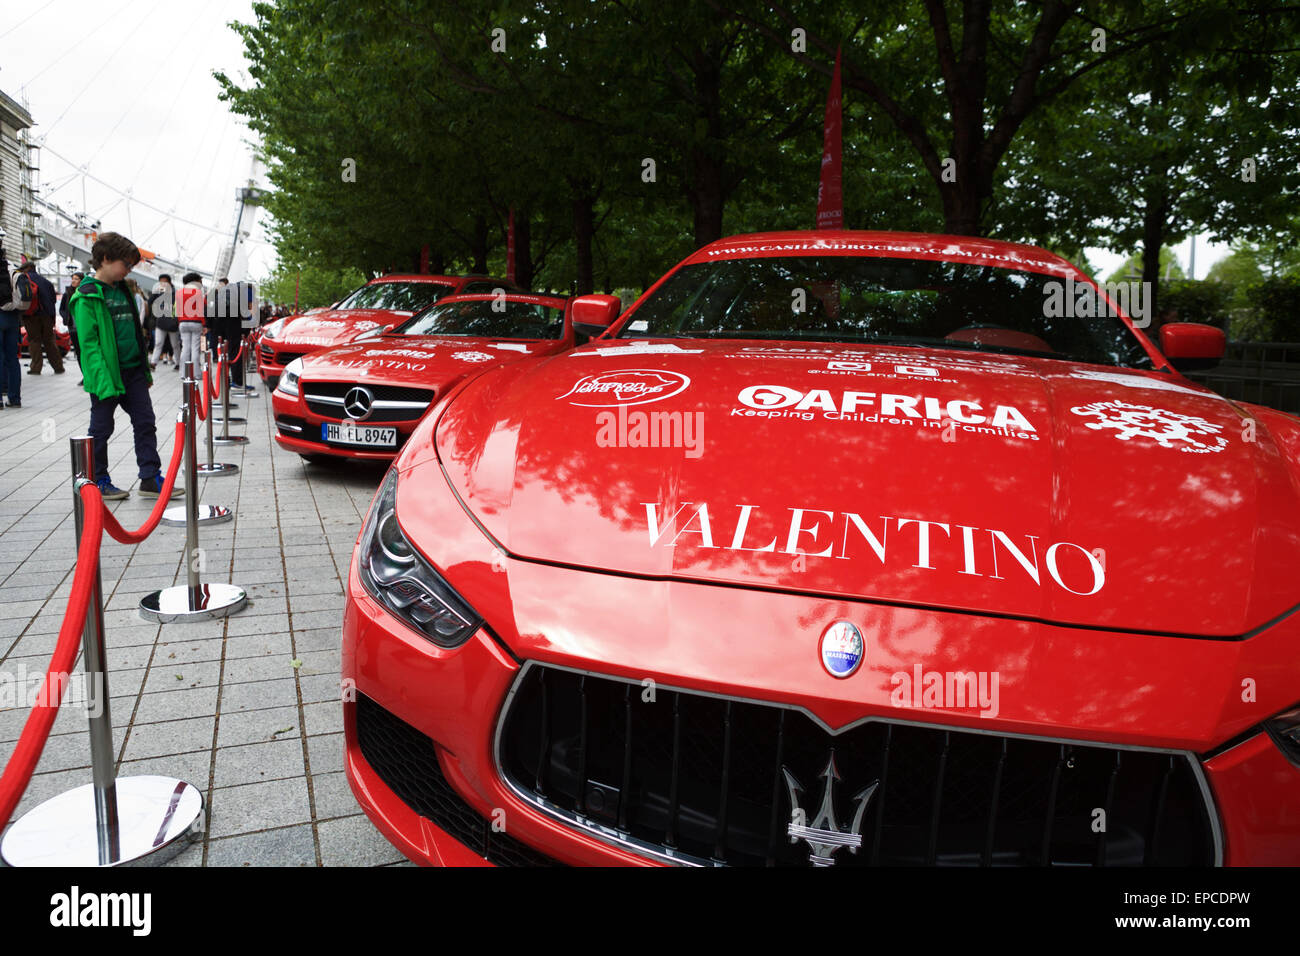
[0,438,205,866]
[71,436,119,864]
[141,373,246,622]
[197,347,238,477]
[241,335,259,397]
[213,341,249,444]
[162,364,231,527]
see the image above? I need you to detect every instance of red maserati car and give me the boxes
[343,230,1300,867]
[257,274,514,384]
[272,292,574,462]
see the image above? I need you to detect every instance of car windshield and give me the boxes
[394,299,565,339]
[336,281,454,312]
[618,255,1149,367]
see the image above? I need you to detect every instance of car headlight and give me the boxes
[1266,704,1300,766]
[277,358,303,396]
[263,318,285,340]
[357,469,483,647]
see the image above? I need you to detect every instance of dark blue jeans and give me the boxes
[0,313,21,403]
[88,364,161,483]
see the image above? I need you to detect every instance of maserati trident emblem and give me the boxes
[784,751,879,866]
[344,386,375,421]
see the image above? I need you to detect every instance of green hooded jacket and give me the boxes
[70,277,153,400]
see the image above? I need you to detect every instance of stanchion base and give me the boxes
[211,402,240,411]
[0,775,204,867]
[212,416,247,425]
[197,462,239,477]
[213,435,250,446]
[139,582,247,622]
[161,504,232,527]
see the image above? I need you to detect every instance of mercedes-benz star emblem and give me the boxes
[344,386,375,421]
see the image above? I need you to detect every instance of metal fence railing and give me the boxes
[1185,342,1300,414]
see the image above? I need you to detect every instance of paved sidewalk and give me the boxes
[0,358,407,865]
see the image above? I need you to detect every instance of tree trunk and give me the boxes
[514,210,533,290]
[471,215,488,274]
[1140,182,1167,337]
[573,194,595,295]
[940,182,983,236]
[690,45,726,247]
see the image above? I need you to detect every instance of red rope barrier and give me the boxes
[99,419,186,545]
[197,369,210,422]
[0,484,105,831]
[204,361,219,403]
[230,340,245,365]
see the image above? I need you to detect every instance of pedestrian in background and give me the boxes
[0,239,21,408]
[18,263,64,376]
[61,270,85,385]
[148,274,180,369]
[176,271,206,372]
[70,232,182,500]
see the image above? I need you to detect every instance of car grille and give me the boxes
[496,665,1220,867]
[261,344,305,367]
[302,382,434,423]
[355,693,558,866]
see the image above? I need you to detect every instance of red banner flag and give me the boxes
[506,208,517,284]
[816,48,843,231]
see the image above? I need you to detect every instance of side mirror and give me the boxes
[570,294,621,339]
[1160,322,1225,372]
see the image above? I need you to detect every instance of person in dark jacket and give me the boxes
[18,262,64,374]
[61,271,86,385]
[0,239,18,407]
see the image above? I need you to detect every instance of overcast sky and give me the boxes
[0,0,275,279]
[0,1,1224,284]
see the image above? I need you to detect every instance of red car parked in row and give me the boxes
[342,230,1300,866]
[272,293,575,462]
[257,274,514,384]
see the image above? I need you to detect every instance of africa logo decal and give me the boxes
[452,351,494,363]
[1070,400,1229,454]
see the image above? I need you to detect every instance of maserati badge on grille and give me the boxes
[783,751,878,866]
[819,620,864,678]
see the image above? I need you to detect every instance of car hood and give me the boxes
[299,335,557,387]
[429,340,1300,637]
[278,308,411,348]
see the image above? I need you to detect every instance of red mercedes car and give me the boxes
[342,230,1300,867]
[20,326,72,358]
[257,274,513,384]
[272,293,575,462]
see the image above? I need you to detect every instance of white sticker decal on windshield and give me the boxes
[572,343,704,357]
[1069,369,1208,396]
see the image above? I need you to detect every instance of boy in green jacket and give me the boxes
[70,232,182,500]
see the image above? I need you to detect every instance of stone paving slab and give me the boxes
[0,359,399,866]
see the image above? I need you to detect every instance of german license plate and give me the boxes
[323,422,397,447]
